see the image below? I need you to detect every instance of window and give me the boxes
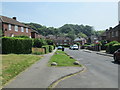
[26,28,28,33]
[8,24,12,30]
[112,32,114,37]
[15,25,18,32]
[21,27,24,32]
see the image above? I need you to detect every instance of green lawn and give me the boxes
[48,50,82,67]
[1,54,42,85]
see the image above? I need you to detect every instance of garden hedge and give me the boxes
[42,45,54,54]
[2,37,32,54]
[105,41,119,54]
[42,45,49,54]
[33,38,47,48]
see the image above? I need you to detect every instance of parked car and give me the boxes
[72,44,79,50]
[113,49,120,62]
[57,46,63,50]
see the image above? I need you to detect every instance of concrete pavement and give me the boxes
[3,49,83,88]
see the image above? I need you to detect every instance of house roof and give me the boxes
[0,16,29,28]
[31,29,39,34]
[74,37,85,41]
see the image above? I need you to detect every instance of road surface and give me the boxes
[55,48,119,88]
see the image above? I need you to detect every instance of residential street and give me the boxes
[55,48,118,88]
[3,49,83,88]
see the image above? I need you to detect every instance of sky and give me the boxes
[1,2,118,30]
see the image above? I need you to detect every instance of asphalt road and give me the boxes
[55,48,119,88]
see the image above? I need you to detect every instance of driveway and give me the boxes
[55,48,118,88]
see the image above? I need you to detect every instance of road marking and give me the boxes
[48,65,87,89]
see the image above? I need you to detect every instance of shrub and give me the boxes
[112,43,120,53]
[46,39,54,45]
[42,45,49,54]
[14,35,29,38]
[105,41,119,54]
[100,40,107,50]
[49,45,54,52]
[2,37,32,54]
[33,38,47,48]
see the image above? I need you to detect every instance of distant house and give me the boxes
[0,15,40,38]
[46,35,73,45]
[99,31,106,41]
[74,37,87,45]
[90,35,98,43]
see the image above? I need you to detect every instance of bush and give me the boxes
[112,43,120,53]
[33,38,47,48]
[105,41,119,54]
[49,45,54,52]
[42,45,49,54]
[2,37,32,54]
[46,39,54,45]
[14,35,29,38]
[100,40,107,50]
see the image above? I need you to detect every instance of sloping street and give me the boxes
[55,48,118,88]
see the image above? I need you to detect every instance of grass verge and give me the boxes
[1,54,42,85]
[48,50,81,67]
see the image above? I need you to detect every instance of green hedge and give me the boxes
[2,37,32,54]
[42,45,54,54]
[112,43,120,53]
[42,45,49,54]
[33,38,47,48]
[105,41,119,54]
[49,45,54,52]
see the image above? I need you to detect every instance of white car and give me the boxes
[73,45,79,50]
[70,44,79,50]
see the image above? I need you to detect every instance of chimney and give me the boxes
[106,29,108,31]
[109,27,112,30]
[13,17,17,20]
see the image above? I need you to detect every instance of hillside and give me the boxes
[24,23,105,40]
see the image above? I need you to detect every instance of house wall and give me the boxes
[106,25,120,42]
[3,23,31,37]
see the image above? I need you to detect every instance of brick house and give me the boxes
[46,35,73,45]
[0,16,40,38]
[74,37,87,45]
[100,24,120,42]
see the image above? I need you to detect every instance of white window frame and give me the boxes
[26,28,28,33]
[8,24,12,30]
[21,27,24,32]
[15,25,18,32]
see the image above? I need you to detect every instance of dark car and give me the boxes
[114,49,120,62]
[57,46,63,50]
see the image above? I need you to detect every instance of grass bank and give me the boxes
[2,54,42,85]
[48,50,81,67]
